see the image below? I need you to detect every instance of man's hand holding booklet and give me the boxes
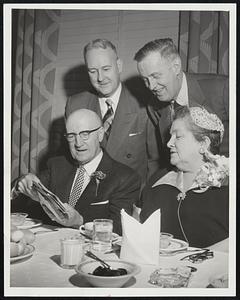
[32,181,69,223]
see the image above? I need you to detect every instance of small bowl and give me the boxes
[11,213,28,226]
[75,259,141,287]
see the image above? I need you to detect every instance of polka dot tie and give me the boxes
[68,165,85,207]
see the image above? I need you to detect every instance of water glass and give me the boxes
[92,219,113,252]
[60,236,85,269]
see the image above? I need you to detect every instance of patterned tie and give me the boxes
[102,99,114,140]
[169,100,181,122]
[68,165,85,207]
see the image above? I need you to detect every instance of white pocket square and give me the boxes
[90,200,109,206]
[129,132,142,137]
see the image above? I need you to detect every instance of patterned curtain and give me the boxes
[179,11,229,75]
[11,10,61,181]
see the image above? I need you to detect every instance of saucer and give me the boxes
[159,238,188,255]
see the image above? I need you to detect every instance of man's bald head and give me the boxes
[65,109,104,165]
[66,109,102,130]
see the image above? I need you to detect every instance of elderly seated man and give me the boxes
[11,109,141,235]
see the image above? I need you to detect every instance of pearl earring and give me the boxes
[199,147,205,154]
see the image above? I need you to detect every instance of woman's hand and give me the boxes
[16,173,41,201]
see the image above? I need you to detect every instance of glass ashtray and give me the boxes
[149,266,192,288]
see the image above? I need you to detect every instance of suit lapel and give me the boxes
[148,102,171,145]
[88,94,102,117]
[105,85,138,157]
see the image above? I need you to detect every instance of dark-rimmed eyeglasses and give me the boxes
[64,126,101,142]
[180,249,214,264]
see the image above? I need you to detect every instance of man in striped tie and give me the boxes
[65,39,161,186]
[14,109,141,234]
[134,38,229,160]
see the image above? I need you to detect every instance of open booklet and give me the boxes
[32,181,69,222]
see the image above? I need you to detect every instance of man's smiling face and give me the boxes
[137,51,181,102]
[85,47,122,97]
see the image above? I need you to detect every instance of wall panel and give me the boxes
[53,10,179,119]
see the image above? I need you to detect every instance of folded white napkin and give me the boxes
[120,209,160,265]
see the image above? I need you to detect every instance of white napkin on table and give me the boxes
[120,209,160,265]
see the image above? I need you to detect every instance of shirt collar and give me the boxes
[175,73,189,106]
[99,83,122,113]
[152,170,184,191]
[152,170,202,193]
[82,150,103,177]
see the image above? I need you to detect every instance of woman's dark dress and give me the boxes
[140,170,229,248]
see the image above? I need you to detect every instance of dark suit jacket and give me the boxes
[148,73,229,159]
[65,84,161,184]
[12,152,141,235]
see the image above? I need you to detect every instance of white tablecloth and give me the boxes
[10,226,228,290]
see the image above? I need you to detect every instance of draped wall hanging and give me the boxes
[179,11,229,75]
[11,10,61,181]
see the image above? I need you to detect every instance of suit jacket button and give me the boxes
[126,153,131,158]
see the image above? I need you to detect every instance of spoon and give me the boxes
[85,250,112,269]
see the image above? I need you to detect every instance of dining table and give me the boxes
[8,223,230,297]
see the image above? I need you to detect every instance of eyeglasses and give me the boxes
[180,249,214,264]
[64,126,101,142]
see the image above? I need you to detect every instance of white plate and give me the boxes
[159,238,189,254]
[17,218,42,229]
[10,244,35,263]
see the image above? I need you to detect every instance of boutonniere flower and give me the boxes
[91,171,106,196]
[194,153,229,190]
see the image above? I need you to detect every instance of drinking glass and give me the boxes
[92,219,113,252]
[60,236,85,269]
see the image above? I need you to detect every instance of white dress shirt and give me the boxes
[175,73,189,106]
[98,83,122,118]
[70,150,103,197]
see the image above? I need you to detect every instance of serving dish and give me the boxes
[75,259,140,287]
[17,218,42,230]
[10,245,35,263]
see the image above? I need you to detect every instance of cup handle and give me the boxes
[79,225,85,233]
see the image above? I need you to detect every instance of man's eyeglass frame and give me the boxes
[64,126,101,142]
[180,249,214,264]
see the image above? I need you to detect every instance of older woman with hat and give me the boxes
[140,106,229,251]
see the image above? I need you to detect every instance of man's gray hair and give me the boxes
[84,39,118,61]
[134,38,180,62]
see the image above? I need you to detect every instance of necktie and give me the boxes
[102,99,114,139]
[169,100,181,122]
[68,165,85,207]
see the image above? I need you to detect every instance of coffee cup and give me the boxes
[159,233,173,249]
[79,222,94,237]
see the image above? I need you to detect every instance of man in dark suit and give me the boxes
[13,109,141,235]
[134,38,229,163]
[65,39,161,185]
